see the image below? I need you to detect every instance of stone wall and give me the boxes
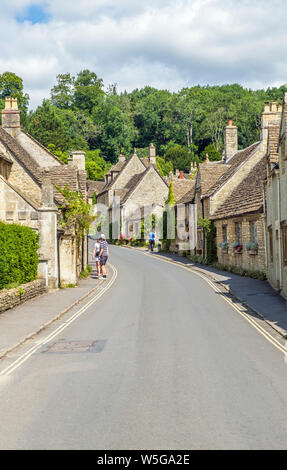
[214,214,266,273]
[6,149,42,205]
[0,279,46,314]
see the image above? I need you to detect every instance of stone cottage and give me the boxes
[180,103,282,267]
[0,97,88,288]
[96,144,194,240]
[264,94,287,299]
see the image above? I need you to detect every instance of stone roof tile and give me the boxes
[210,155,266,220]
[202,142,260,198]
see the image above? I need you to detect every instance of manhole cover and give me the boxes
[42,340,106,354]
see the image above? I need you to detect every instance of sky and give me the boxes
[0,0,286,109]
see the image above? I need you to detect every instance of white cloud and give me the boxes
[0,0,286,109]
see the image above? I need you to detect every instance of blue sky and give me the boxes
[16,4,51,24]
[0,0,286,109]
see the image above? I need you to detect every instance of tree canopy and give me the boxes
[1,70,287,179]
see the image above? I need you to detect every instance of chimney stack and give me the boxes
[71,150,86,170]
[119,153,125,163]
[224,118,238,161]
[179,170,184,179]
[261,102,282,143]
[1,97,21,137]
[149,143,156,165]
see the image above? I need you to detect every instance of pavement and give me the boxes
[0,259,103,359]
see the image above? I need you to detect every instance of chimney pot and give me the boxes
[179,170,184,179]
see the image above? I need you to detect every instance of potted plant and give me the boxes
[218,241,229,253]
[231,242,243,253]
[245,241,258,255]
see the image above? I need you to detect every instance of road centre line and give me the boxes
[0,263,118,377]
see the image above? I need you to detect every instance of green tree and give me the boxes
[164,144,192,173]
[51,73,74,109]
[156,156,173,176]
[27,99,71,151]
[73,70,105,113]
[0,71,29,125]
[200,143,221,162]
[165,178,176,205]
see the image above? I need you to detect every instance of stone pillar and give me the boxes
[39,173,58,289]
[59,234,77,286]
[224,118,238,161]
[1,97,21,137]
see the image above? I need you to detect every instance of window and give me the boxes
[235,222,242,244]
[129,224,133,233]
[0,160,10,179]
[250,221,257,243]
[222,224,227,243]
[268,227,273,263]
[282,224,287,266]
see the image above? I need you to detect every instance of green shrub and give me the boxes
[0,222,39,289]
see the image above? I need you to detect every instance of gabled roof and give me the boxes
[202,142,260,199]
[210,155,266,220]
[86,180,105,198]
[45,166,80,203]
[0,127,43,185]
[98,153,147,195]
[164,176,196,202]
[197,161,228,197]
[19,130,64,166]
[176,180,196,204]
[0,128,83,205]
[120,165,168,205]
[107,160,125,175]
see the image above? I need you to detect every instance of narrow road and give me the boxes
[0,245,287,449]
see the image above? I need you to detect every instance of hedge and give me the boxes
[0,222,40,289]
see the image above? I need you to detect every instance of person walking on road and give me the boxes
[148,230,156,252]
[98,234,109,279]
[92,238,101,278]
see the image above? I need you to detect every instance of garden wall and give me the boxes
[0,279,46,314]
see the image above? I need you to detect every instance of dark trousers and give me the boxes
[149,240,155,251]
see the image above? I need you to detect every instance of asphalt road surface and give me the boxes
[1,245,287,449]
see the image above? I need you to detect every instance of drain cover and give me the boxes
[42,340,106,354]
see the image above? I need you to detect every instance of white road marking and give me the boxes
[0,263,118,377]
